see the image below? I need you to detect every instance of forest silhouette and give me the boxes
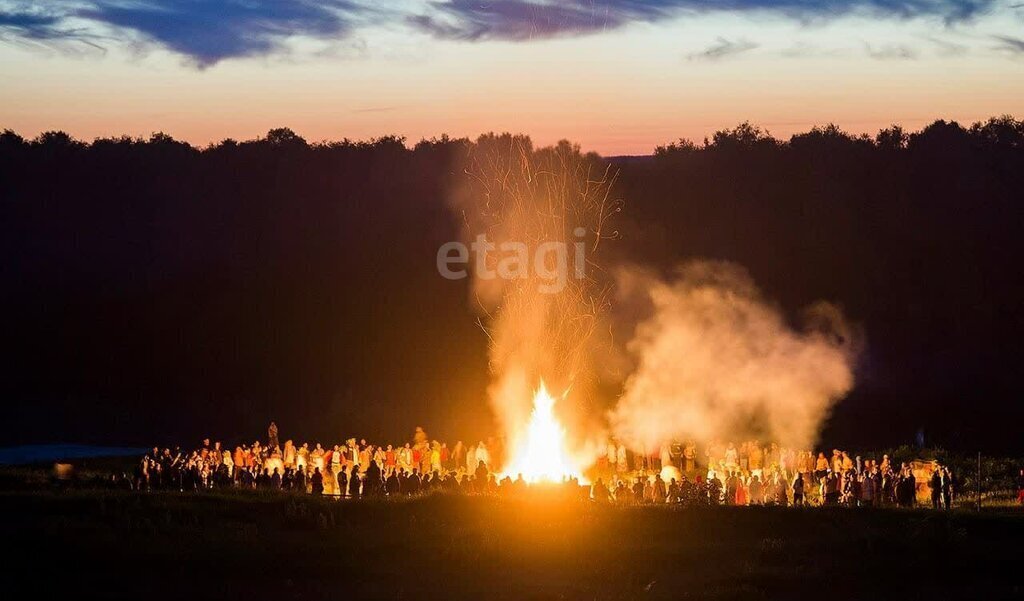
[2,117,1021,452]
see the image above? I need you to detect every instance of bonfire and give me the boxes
[502,381,583,484]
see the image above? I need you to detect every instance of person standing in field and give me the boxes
[841,452,854,473]
[822,471,840,506]
[430,442,442,473]
[360,443,372,474]
[330,446,342,494]
[310,467,324,495]
[452,441,465,471]
[683,441,697,476]
[653,474,667,503]
[384,445,396,476]
[861,469,875,507]
[814,452,829,482]
[773,473,788,506]
[930,466,943,509]
[792,472,805,506]
[475,441,490,470]
[724,471,739,505]
[233,446,245,479]
[749,474,764,505]
[832,450,843,473]
[632,476,645,504]
[400,443,413,474]
[749,443,763,480]
[735,474,748,506]
[267,421,279,450]
[440,443,450,470]
[282,440,295,469]
[311,443,324,474]
[464,444,475,473]
[941,467,954,510]
[296,443,309,473]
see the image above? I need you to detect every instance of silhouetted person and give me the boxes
[337,469,348,497]
[632,477,645,504]
[792,473,805,506]
[474,460,488,486]
[363,461,383,497]
[930,468,942,509]
[385,470,400,495]
[940,467,953,510]
[349,472,361,498]
[311,467,324,495]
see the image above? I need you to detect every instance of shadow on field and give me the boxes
[2,491,1021,600]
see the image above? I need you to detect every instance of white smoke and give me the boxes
[609,260,857,451]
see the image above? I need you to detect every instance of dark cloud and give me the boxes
[411,0,997,41]
[688,37,758,61]
[76,0,364,68]
[0,10,61,37]
[0,0,1003,65]
[0,1,370,67]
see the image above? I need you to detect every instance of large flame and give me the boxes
[502,381,582,483]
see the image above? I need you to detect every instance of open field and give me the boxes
[2,486,1022,601]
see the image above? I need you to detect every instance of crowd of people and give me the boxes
[128,423,962,509]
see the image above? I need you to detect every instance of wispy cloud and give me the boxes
[923,35,969,56]
[992,34,1024,54]
[0,7,106,53]
[410,0,998,41]
[408,0,625,41]
[778,42,849,58]
[0,9,61,36]
[351,105,400,113]
[866,43,919,59]
[688,37,758,61]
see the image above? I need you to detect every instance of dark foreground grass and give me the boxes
[2,489,1022,601]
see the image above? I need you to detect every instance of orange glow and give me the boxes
[501,381,583,484]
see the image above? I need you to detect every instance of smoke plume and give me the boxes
[449,136,856,463]
[609,261,857,451]
[449,135,620,464]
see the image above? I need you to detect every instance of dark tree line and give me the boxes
[2,117,1022,452]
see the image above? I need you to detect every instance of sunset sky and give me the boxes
[2,0,1022,155]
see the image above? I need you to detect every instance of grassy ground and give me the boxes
[2,486,1022,601]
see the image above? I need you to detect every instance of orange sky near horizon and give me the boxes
[2,13,1022,155]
